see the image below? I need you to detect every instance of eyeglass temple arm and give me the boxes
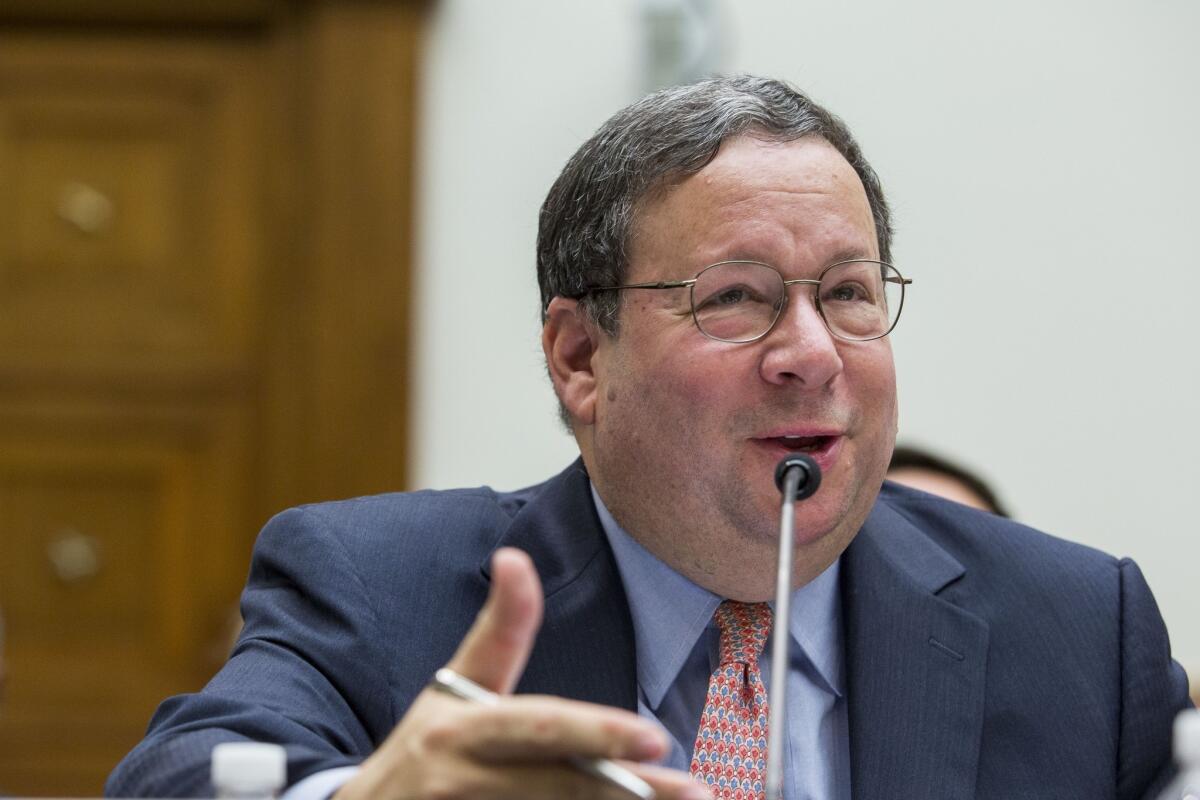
[570,274,909,297]
[576,279,696,294]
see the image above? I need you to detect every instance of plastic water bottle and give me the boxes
[212,742,287,799]
[1157,710,1200,800]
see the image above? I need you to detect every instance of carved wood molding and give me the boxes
[0,0,427,27]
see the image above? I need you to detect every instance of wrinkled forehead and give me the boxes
[636,132,867,213]
[628,134,878,263]
[629,129,812,210]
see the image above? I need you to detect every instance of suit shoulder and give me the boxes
[257,478,549,569]
[297,482,535,530]
[873,483,1128,699]
[877,480,1121,584]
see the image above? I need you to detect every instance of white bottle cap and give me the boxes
[212,742,287,794]
[1175,709,1200,765]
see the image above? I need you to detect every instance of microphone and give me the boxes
[774,453,821,500]
[766,452,822,800]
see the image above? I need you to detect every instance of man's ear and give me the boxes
[542,297,600,427]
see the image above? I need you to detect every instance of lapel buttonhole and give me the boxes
[928,636,965,661]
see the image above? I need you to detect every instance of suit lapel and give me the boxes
[478,463,990,794]
[483,460,638,712]
[842,498,990,800]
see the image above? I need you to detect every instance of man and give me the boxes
[108,76,1191,799]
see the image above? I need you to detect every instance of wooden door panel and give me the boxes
[0,404,253,796]
[2,466,160,641]
[0,3,420,794]
[0,35,263,376]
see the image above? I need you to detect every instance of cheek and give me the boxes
[868,361,898,422]
[620,364,713,428]
[848,342,896,403]
[846,348,899,463]
[602,344,737,446]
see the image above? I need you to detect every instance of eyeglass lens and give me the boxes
[690,260,903,343]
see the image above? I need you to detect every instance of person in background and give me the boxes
[887,444,1010,517]
[108,75,1191,800]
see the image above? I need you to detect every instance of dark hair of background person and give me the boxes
[888,445,1011,518]
[536,74,893,427]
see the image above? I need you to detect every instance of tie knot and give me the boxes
[714,600,772,666]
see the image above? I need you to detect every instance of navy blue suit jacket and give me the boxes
[108,460,1191,798]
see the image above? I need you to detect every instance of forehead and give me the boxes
[630,134,877,267]
[698,133,859,192]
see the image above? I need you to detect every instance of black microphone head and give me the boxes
[774,453,822,500]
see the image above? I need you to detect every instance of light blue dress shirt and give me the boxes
[592,487,850,800]
[286,485,850,800]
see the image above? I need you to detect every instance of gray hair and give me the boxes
[537,74,892,334]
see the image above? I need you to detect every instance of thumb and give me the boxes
[444,547,543,695]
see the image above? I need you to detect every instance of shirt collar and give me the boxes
[591,484,844,710]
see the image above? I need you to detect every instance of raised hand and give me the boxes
[334,547,710,800]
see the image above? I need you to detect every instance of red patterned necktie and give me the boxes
[690,600,773,800]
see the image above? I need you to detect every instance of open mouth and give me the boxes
[754,433,843,472]
[770,434,834,453]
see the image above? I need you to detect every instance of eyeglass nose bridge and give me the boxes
[765,277,827,339]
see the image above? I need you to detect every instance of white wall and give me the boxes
[415,1,1199,673]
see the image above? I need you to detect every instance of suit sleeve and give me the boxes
[106,507,396,797]
[1117,558,1194,799]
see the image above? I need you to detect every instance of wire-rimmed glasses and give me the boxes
[571,259,912,343]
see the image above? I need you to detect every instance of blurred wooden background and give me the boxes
[0,1,423,794]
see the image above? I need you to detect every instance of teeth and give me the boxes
[777,435,820,451]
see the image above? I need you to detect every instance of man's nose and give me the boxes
[758,294,843,388]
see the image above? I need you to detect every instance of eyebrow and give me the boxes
[824,247,878,265]
[714,247,879,272]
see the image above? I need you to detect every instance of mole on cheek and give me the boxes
[607,388,618,402]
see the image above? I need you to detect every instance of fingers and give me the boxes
[338,547,715,800]
[347,690,702,800]
[627,762,715,800]
[434,695,667,764]
[446,547,543,694]
[433,760,712,800]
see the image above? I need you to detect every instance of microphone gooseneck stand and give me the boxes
[766,454,822,800]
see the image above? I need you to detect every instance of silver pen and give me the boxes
[430,667,656,800]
